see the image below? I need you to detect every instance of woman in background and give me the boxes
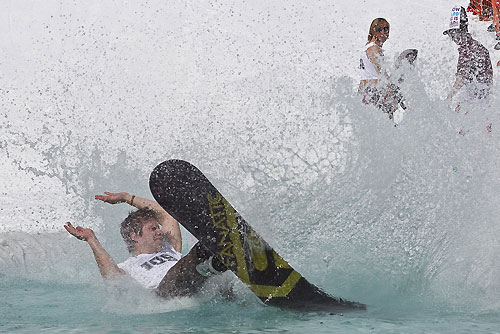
[359,18,400,119]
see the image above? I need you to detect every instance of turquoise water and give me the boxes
[2,273,500,333]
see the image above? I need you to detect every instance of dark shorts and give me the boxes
[360,86,401,118]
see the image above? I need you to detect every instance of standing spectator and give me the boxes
[444,6,493,101]
[359,18,400,119]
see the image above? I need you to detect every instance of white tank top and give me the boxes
[360,42,380,81]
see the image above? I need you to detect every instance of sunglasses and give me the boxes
[376,27,390,33]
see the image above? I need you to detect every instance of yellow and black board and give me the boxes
[149,159,365,311]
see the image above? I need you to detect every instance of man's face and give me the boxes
[131,219,163,255]
[449,31,463,45]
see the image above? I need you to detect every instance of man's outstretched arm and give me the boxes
[64,222,125,278]
[95,192,182,252]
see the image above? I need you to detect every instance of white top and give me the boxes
[359,42,380,81]
[117,241,182,289]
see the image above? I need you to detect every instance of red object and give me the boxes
[497,60,500,66]
[469,0,494,20]
[492,1,500,39]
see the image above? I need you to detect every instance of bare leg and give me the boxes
[156,244,208,298]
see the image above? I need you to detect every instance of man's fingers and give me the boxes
[64,223,78,237]
[95,195,111,203]
[95,193,117,203]
[64,222,88,241]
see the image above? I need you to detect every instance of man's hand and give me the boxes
[95,192,129,205]
[64,222,125,278]
[64,222,95,241]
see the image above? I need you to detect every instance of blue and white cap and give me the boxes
[443,6,468,35]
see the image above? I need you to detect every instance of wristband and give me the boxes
[129,195,136,206]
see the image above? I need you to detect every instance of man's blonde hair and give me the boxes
[120,208,159,253]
